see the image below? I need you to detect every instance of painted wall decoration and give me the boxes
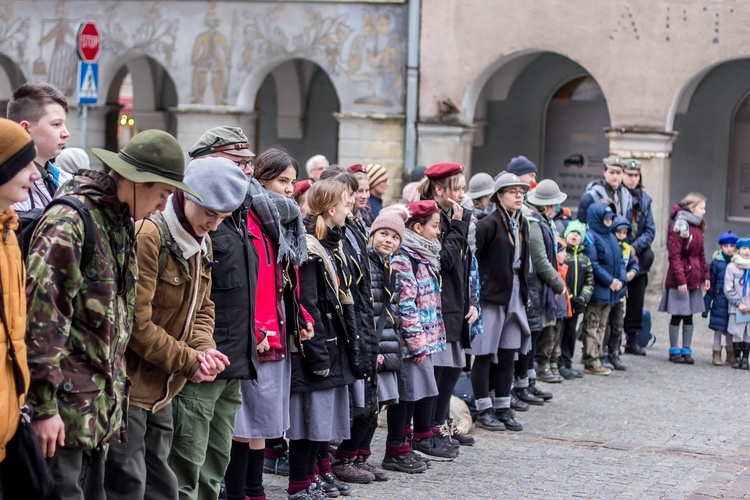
[36,2,77,95]
[99,3,179,66]
[191,5,232,104]
[0,4,29,63]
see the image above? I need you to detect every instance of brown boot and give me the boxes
[712,349,723,366]
[725,346,735,366]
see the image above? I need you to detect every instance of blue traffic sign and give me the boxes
[77,61,99,105]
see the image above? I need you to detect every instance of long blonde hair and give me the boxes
[307,179,347,240]
[416,173,463,200]
[681,192,707,231]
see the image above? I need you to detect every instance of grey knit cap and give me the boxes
[184,157,249,213]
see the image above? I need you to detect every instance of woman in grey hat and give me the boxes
[471,173,532,431]
[466,172,496,220]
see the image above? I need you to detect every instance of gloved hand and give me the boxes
[313,369,330,378]
[570,297,585,314]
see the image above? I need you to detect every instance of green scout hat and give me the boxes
[187,126,254,159]
[622,158,641,171]
[602,155,625,169]
[92,130,201,200]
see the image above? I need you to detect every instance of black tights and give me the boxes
[472,349,516,400]
[670,315,693,326]
[515,330,542,378]
[407,396,436,434]
[386,401,411,444]
[339,413,378,452]
[289,439,322,482]
[433,365,462,424]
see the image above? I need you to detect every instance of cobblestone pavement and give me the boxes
[263,296,750,499]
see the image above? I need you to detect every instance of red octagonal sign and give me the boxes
[77,21,101,63]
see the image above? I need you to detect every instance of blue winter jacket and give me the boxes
[626,188,656,274]
[584,202,628,305]
[703,251,731,332]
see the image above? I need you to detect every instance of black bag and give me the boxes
[0,281,53,499]
[18,196,95,268]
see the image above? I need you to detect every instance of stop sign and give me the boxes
[77,21,101,62]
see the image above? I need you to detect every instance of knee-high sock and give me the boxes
[669,324,680,348]
[682,324,694,348]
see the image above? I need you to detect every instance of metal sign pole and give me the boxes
[81,104,88,151]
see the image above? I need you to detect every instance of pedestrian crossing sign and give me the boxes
[77,61,99,105]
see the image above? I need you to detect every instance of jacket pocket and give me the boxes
[153,263,187,308]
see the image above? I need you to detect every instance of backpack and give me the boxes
[19,196,96,271]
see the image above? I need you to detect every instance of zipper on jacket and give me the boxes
[574,250,579,297]
[263,234,271,266]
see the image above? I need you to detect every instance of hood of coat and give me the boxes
[670,203,685,220]
[611,215,631,236]
[59,170,131,226]
[586,201,617,235]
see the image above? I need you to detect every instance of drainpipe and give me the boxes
[403,0,421,175]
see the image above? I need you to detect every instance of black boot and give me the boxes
[512,386,544,406]
[732,342,742,369]
[528,378,553,401]
[494,408,523,431]
[510,391,529,412]
[476,409,506,431]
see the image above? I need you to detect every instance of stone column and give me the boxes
[171,106,258,155]
[336,111,405,205]
[606,129,678,292]
[416,123,475,174]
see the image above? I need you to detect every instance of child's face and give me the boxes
[614,228,628,241]
[566,232,581,247]
[603,216,614,227]
[0,161,42,209]
[722,244,736,256]
[371,228,401,258]
[739,246,750,258]
[413,212,441,243]
[22,103,69,162]
[556,249,566,265]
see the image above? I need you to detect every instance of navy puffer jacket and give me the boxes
[704,251,731,332]
[368,248,401,373]
[584,202,628,305]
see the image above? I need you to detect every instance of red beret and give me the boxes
[347,164,365,174]
[293,179,313,198]
[425,162,464,180]
[407,200,439,220]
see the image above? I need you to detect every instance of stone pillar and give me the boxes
[335,112,405,205]
[416,123,475,174]
[171,106,258,155]
[607,129,678,292]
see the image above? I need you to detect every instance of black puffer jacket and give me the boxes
[343,218,377,378]
[209,200,259,380]
[368,247,401,373]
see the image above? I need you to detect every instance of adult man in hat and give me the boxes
[507,156,538,188]
[25,129,198,499]
[188,126,255,179]
[577,155,633,224]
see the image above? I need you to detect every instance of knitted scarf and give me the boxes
[672,209,703,239]
[246,177,308,265]
[402,229,442,272]
[732,254,750,298]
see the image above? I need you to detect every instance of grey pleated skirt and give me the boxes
[397,355,438,402]
[469,275,531,362]
[432,341,466,368]
[377,371,399,405]
[287,385,351,441]
[233,356,291,439]
[658,288,705,316]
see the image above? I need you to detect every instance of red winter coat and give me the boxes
[664,204,709,290]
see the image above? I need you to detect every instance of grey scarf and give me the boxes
[402,229,442,272]
[673,209,702,239]
[246,177,308,265]
[501,205,523,268]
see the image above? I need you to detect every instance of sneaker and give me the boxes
[476,409,506,431]
[494,408,523,431]
[354,456,388,481]
[669,354,685,363]
[315,476,340,498]
[683,354,695,365]
[510,391,529,411]
[600,356,615,370]
[409,450,431,468]
[512,386,544,405]
[381,453,428,474]
[572,369,584,378]
[412,435,458,460]
[537,367,563,383]
[331,458,374,484]
[288,487,316,500]
[624,343,646,356]
[608,354,628,371]
[265,454,290,476]
[320,472,352,496]
[742,358,750,371]
[528,379,553,400]
[436,421,461,449]
[584,364,612,376]
[558,366,576,380]
[447,418,475,446]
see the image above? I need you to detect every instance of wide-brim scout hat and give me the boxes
[466,172,496,200]
[92,130,201,200]
[526,179,567,206]
[490,173,529,203]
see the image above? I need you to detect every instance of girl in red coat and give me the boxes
[658,193,710,364]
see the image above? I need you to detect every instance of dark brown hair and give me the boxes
[7,82,68,124]
[253,146,299,183]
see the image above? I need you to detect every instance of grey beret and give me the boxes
[184,157,249,213]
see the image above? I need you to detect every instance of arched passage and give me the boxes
[467,51,610,203]
[239,58,340,176]
[102,55,178,151]
[0,53,26,117]
[669,58,750,244]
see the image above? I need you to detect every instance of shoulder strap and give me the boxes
[47,196,95,271]
[148,213,176,276]
[0,280,24,399]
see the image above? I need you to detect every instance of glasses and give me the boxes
[505,189,526,197]
[233,159,253,169]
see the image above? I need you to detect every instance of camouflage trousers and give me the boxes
[603,299,626,355]
[536,319,563,368]
[582,302,612,367]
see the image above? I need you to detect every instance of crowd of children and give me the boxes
[0,81,742,500]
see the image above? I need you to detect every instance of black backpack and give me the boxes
[19,196,96,270]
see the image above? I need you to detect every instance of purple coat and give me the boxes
[664,204,709,290]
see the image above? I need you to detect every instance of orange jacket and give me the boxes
[558,263,573,319]
[0,208,28,462]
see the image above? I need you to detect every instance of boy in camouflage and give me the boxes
[25,130,200,500]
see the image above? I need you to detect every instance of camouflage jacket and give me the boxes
[25,170,138,451]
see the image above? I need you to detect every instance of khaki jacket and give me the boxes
[0,209,27,461]
[128,202,215,413]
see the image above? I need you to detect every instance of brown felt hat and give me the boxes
[0,118,35,187]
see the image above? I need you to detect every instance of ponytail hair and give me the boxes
[306,179,348,240]
[416,173,463,200]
